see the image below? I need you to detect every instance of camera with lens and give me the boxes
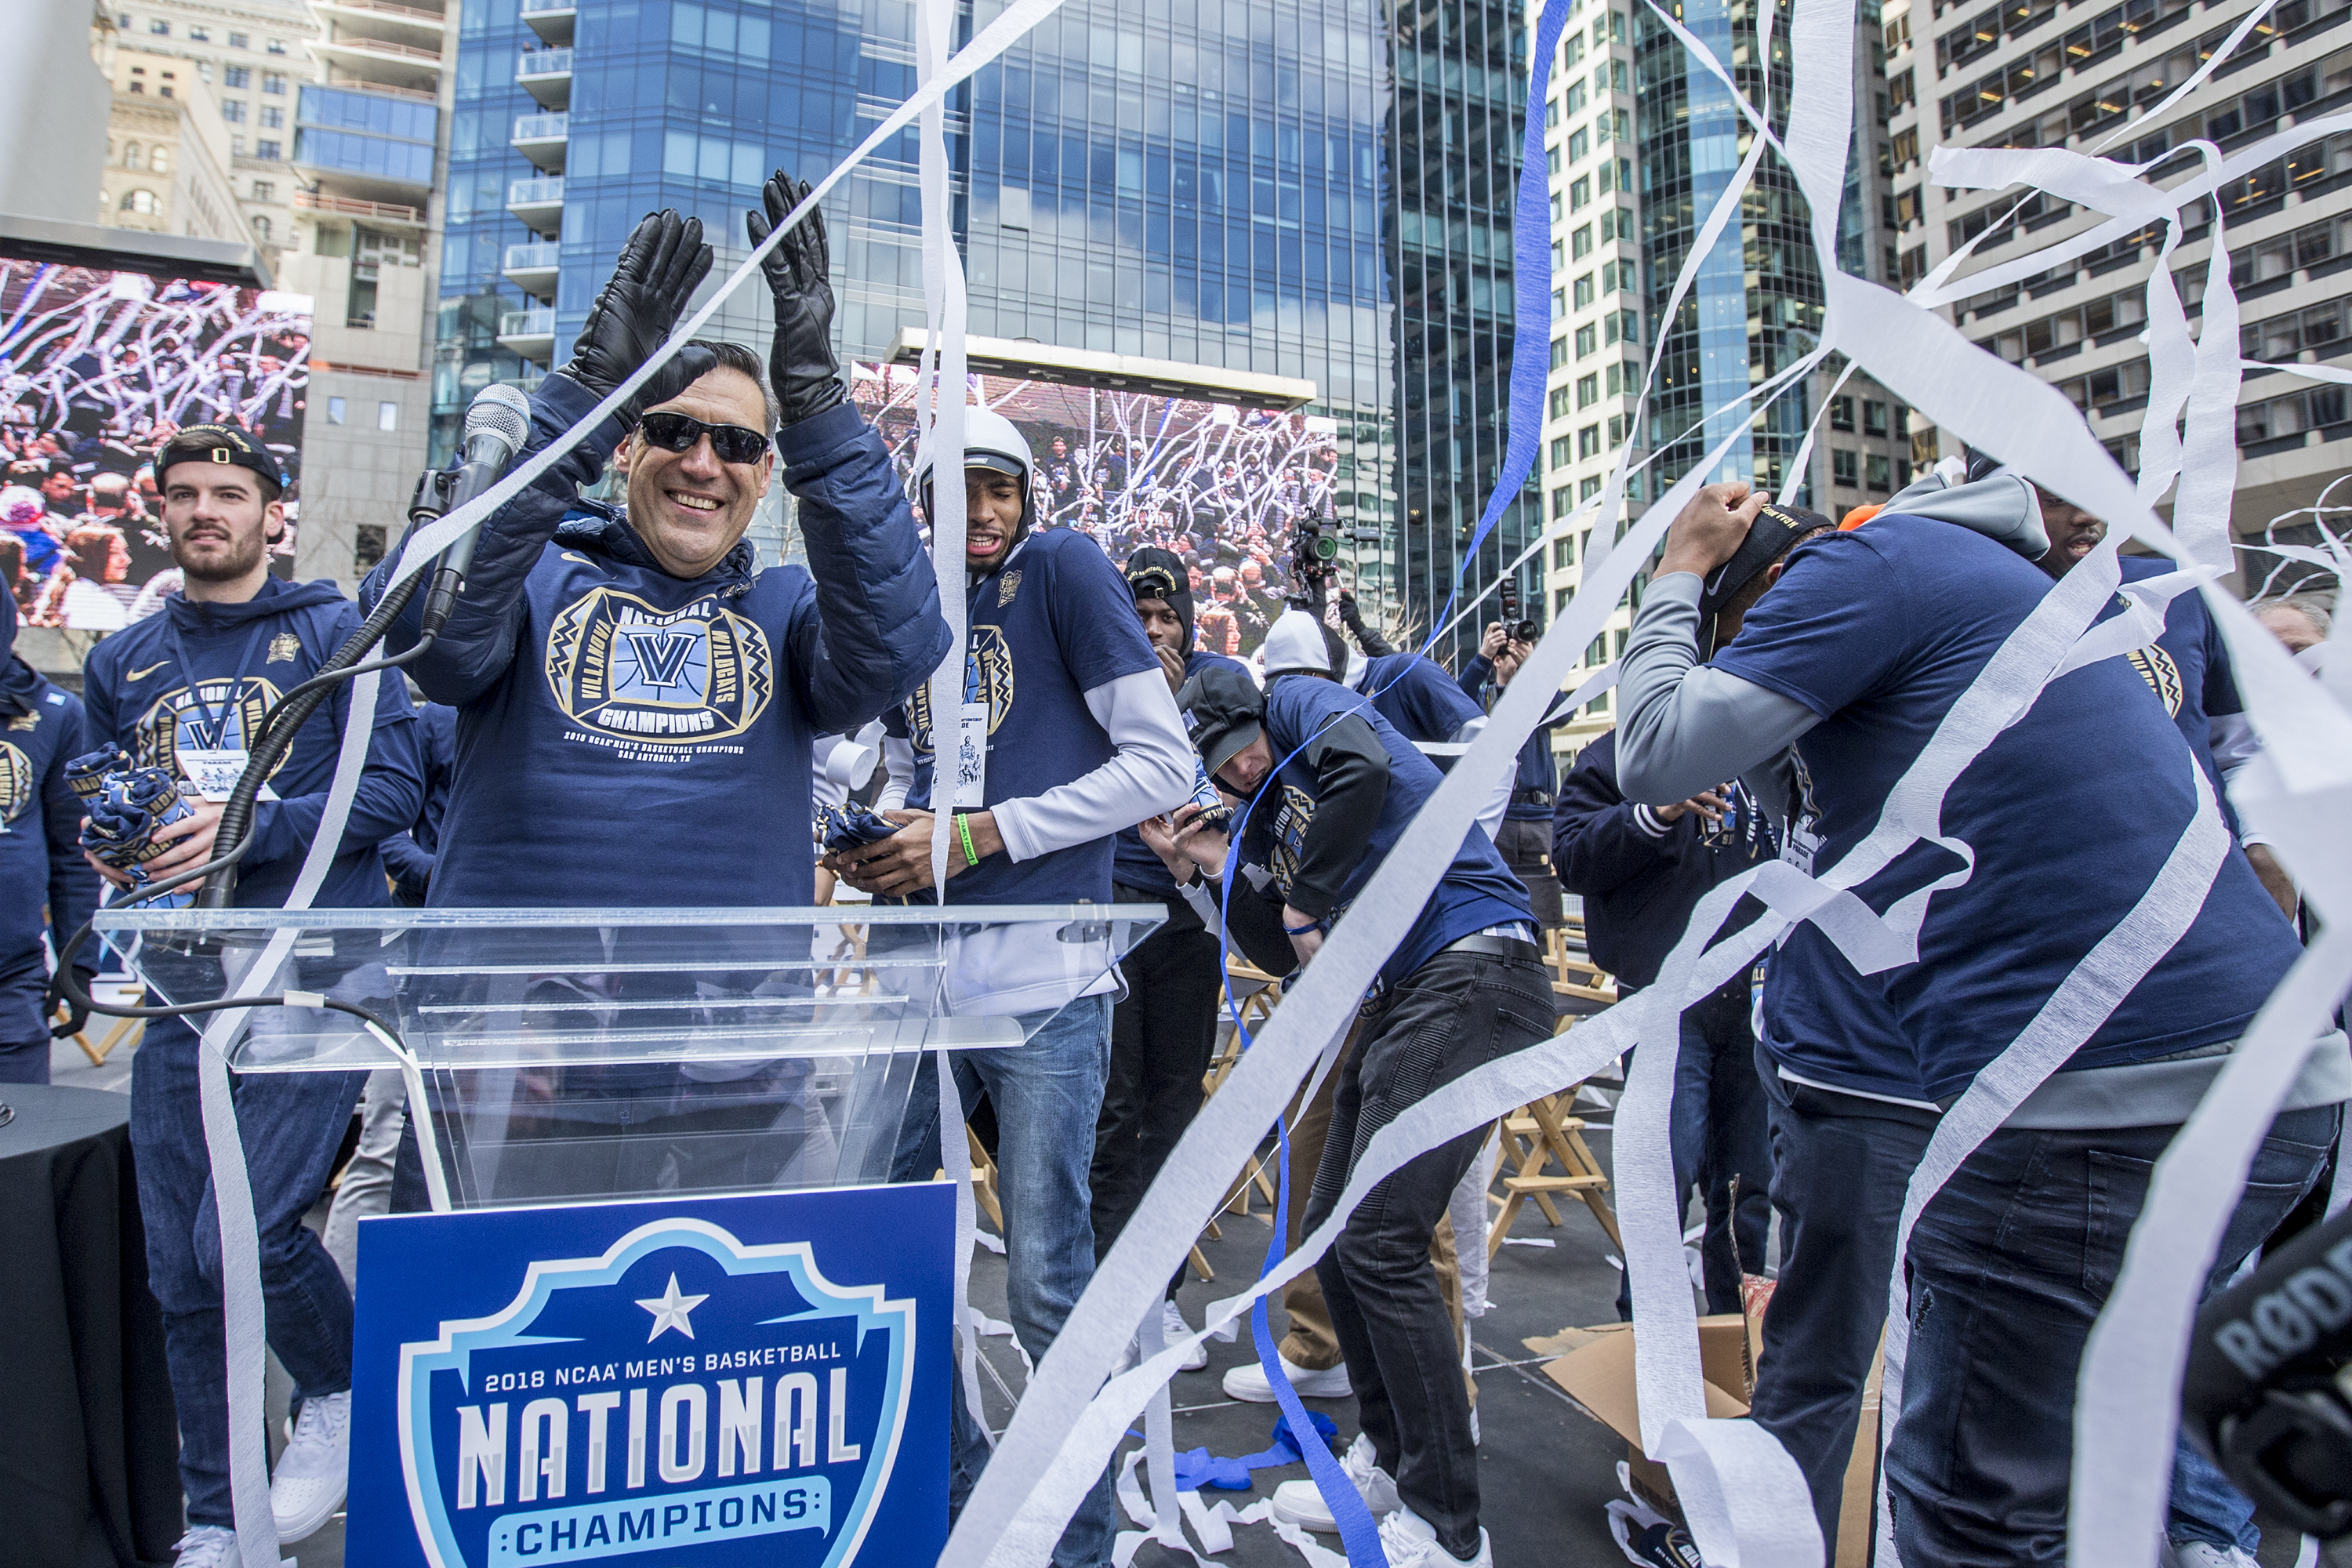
[1288,506,1382,611]
[1497,579,1539,644]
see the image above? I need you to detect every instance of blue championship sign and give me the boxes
[348,1185,951,1568]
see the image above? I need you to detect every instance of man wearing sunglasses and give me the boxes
[365,180,949,910]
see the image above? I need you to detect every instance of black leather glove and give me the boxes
[1338,590,1396,657]
[49,967,95,1039]
[561,209,714,416]
[747,172,845,427]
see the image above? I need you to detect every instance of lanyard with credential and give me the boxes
[163,616,272,750]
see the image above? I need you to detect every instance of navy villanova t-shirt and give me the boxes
[1712,514,2299,1102]
[1247,676,1529,989]
[903,526,1162,904]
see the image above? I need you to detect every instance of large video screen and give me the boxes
[1,259,312,629]
[849,363,1338,657]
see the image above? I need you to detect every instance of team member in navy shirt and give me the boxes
[366,194,946,910]
[1615,474,2342,1566]
[82,426,423,1559]
[0,603,99,1083]
[837,408,1192,1568]
[1090,546,1245,1371]
[1168,662,1543,1568]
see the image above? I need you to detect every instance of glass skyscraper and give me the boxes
[435,0,1531,639]
[1634,0,1822,495]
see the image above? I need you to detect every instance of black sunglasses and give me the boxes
[637,411,771,465]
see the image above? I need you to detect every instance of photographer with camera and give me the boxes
[1460,601,1579,928]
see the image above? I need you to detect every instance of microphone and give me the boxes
[418,383,532,637]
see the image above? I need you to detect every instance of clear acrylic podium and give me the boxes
[90,904,1163,1210]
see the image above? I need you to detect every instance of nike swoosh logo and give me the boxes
[126,662,170,681]
[561,552,593,564]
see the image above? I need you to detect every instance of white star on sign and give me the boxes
[635,1273,709,1342]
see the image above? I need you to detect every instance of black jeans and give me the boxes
[1613,982,1773,1318]
[1303,946,1555,1559]
[1746,1047,1936,1548]
[1887,1103,2339,1566]
[1091,898,1224,1298]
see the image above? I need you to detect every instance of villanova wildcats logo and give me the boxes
[397,1218,913,1568]
[0,739,30,823]
[901,627,1016,756]
[546,589,774,743]
[134,679,285,781]
[2127,644,2186,718]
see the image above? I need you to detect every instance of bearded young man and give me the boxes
[80,424,424,1563]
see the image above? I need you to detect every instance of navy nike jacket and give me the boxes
[364,372,949,908]
[0,609,101,1045]
[81,575,423,913]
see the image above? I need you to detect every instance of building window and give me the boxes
[379,401,400,431]
[1567,127,1590,163]
[326,397,347,424]
[1548,146,1561,176]
[123,141,142,169]
[1551,436,1574,468]
[1576,373,1599,408]
[147,17,169,33]
[231,134,246,156]
[1829,395,1856,432]
[1605,362,1623,397]
[222,100,246,122]
[1863,401,1889,437]
[151,146,170,173]
[251,180,274,201]
[1581,475,1604,500]
[1564,80,1588,114]
[1578,424,1601,459]
[120,188,159,215]
[224,66,251,89]
[1866,454,1893,492]
[252,216,272,241]
[267,38,286,53]
[1607,414,1628,448]
[1551,336,1569,369]
[263,72,286,93]
[1575,324,1598,358]
[256,140,280,160]
[228,31,248,47]
[1552,288,1566,321]
[1555,587,1577,615]
[1573,273,1595,309]
[1572,223,1592,260]
[1832,448,1859,487]
[1570,176,1592,211]
[1553,533,1577,568]
[1551,386,1575,419]
[260,106,283,128]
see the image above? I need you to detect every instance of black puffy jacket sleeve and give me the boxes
[1552,728,1670,897]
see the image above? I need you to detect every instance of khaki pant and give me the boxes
[1272,1024,1475,1402]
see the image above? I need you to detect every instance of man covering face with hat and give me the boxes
[1158,659,1544,1568]
[78,420,423,1560]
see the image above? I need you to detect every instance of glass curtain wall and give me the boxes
[1635,0,1820,495]
[1385,0,1533,662]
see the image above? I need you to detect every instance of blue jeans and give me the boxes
[130,1017,364,1528]
[1753,1049,2304,1556]
[1614,981,1773,1319]
[1887,1103,2339,1566]
[891,994,1116,1568]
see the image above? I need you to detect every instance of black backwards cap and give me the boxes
[1174,662,1265,779]
[156,424,286,495]
[1697,500,1835,626]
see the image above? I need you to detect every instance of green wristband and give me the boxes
[956,812,980,867]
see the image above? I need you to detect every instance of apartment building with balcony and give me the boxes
[1886,0,2352,561]
[101,2,318,263]
[277,0,455,587]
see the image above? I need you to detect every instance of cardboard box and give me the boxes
[1541,1315,1885,1568]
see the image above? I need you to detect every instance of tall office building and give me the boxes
[435,0,1542,637]
[1889,0,2352,554]
[1529,0,1911,754]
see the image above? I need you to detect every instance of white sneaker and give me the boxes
[1270,1432,1402,1532]
[1222,1352,1353,1402]
[171,1527,238,1568]
[2165,1542,2259,1568]
[1163,1301,1208,1372]
[1377,1505,1491,1568]
[270,1388,352,1543]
